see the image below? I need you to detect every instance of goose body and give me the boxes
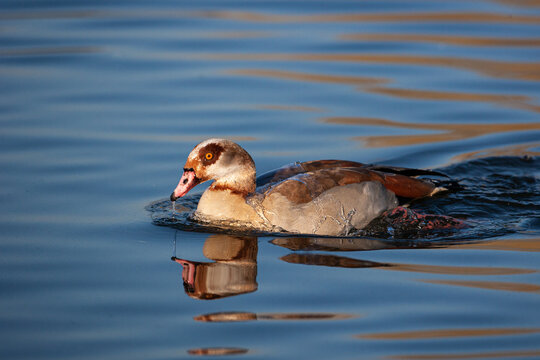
[171,139,444,236]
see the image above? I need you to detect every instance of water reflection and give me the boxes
[172,235,257,300]
[340,33,540,47]
[388,349,540,360]
[197,10,540,24]
[282,253,388,269]
[359,327,540,340]
[187,347,249,356]
[212,53,540,82]
[451,142,540,162]
[201,31,270,39]
[279,251,534,276]
[270,236,401,252]
[0,46,100,57]
[366,87,539,114]
[7,8,538,24]
[194,311,354,322]
[174,234,538,300]
[257,104,326,113]
[231,68,539,114]
[323,117,540,147]
[229,69,388,87]
[450,237,540,252]
[420,279,540,293]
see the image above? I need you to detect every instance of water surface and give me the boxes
[1,1,539,359]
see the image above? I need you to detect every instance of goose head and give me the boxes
[170,139,256,201]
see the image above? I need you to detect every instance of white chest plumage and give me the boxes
[195,181,397,236]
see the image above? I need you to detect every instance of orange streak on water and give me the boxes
[322,117,540,147]
[340,33,540,47]
[229,68,388,86]
[359,327,540,340]
[449,237,540,252]
[211,53,540,82]
[420,279,540,293]
[387,349,540,360]
[197,10,540,24]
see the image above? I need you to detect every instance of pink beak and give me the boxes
[173,258,197,287]
[170,169,200,201]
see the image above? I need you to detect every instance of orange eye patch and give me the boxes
[205,152,213,160]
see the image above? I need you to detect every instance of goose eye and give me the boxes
[205,152,213,160]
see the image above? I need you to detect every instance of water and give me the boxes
[1,1,539,359]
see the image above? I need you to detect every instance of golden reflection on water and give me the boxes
[322,117,540,147]
[194,311,355,322]
[231,68,540,115]
[366,87,540,113]
[420,279,540,293]
[449,237,540,252]
[229,68,388,86]
[388,349,540,360]
[213,53,540,82]
[359,327,540,340]
[340,33,540,47]
[451,142,540,162]
[493,0,540,8]
[385,263,535,276]
[4,8,540,24]
[198,10,540,24]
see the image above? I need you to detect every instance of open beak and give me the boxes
[170,169,200,201]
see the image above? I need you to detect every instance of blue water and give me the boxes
[1,1,539,359]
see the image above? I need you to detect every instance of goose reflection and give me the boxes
[172,233,538,300]
[172,234,258,300]
[270,236,442,252]
[274,237,535,277]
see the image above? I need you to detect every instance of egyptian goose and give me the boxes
[170,138,446,236]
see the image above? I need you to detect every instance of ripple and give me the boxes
[450,237,540,252]
[197,10,540,24]
[0,46,100,57]
[229,68,538,114]
[387,349,540,360]
[322,117,540,147]
[229,68,388,86]
[358,327,540,340]
[257,104,326,113]
[420,279,540,293]
[366,87,539,114]
[210,53,540,81]
[451,142,540,162]
[340,33,540,47]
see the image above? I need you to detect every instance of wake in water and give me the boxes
[147,156,539,241]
